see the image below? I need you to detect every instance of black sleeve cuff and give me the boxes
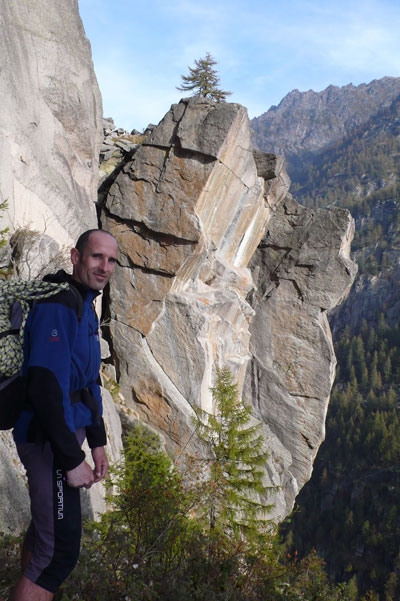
[86,417,107,449]
[56,448,86,472]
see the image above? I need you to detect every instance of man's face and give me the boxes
[70,231,118,291]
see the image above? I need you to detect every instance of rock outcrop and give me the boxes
[245,197,357,512]
[100,97,357,519]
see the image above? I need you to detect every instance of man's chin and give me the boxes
[91,276,109,290]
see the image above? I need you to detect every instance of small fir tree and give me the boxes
[176,52,231,102]
[194,366,273,540]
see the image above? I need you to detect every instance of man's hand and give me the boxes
[66,460,95,489]
[91,446,109,483]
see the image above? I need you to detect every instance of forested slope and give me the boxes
[252,80,400,598]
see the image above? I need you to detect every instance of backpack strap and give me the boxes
[68,283,84,322]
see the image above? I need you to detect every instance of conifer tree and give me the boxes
[177,52,231,101]
[193,367,272,539]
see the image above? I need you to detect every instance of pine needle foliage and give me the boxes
[92,424,195,572]
[177,52,232,101]
[194,367,273,540]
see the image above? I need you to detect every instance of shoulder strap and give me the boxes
[68,284,84,322]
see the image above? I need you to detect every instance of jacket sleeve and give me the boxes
[80,382,107,449]
[86,416,107,449]
[25,302,85,471]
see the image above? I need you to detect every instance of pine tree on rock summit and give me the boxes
[177,52,231,102]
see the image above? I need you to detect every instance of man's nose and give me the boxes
[104,258,114,272]
[98,258,108,271]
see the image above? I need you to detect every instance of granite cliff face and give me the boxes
[0,1,356,530]
[245,199,356,509]
[0,0,102,271]
[99,98,357,518]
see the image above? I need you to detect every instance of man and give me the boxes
[11,229,119,601]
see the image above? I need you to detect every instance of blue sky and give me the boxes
[78,0,400,132]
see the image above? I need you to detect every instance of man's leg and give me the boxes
[11,526,48,599]
[13,441,82,596]
[11,576,54,601]
[21,540,32,571]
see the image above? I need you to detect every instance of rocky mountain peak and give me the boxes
[252,76,400,159]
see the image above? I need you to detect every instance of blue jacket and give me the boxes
[13,271,107,471]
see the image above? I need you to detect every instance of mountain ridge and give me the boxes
[251,76,400,172]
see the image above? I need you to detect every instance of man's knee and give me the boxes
[12,575,54,601]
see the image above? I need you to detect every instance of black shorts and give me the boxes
[16,430,85,593]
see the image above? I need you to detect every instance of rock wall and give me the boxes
[100,97,357,520]
[0,0,102,273]
[0,0,122,533]
[245,197,357,514]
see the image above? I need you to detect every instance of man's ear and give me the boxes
[70,248,80,265]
